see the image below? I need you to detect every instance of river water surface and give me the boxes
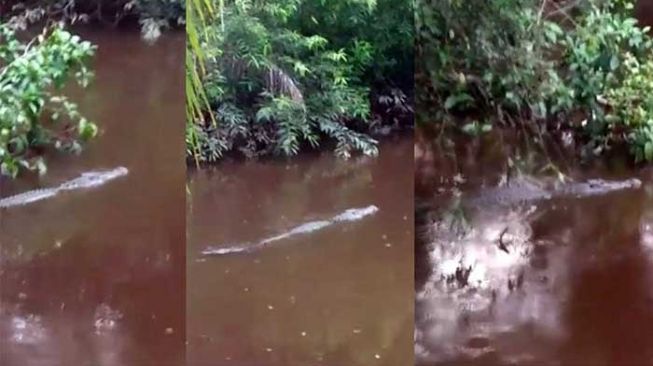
[416,129,653,365]
[187,137,413,365]
[0,29,185,366]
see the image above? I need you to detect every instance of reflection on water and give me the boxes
[187,137,413,365]
[0,29,185,366]
[416,130,653,365]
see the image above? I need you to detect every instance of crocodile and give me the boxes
[0,167,128,209]
[417,175,642,361]
[201,205,379,256]
[463,176,642,209]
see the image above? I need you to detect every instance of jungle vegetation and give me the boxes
[419,0,653,163]
[186,0,414,163]
[1,0,184,177]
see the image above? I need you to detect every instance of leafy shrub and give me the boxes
[419,0,653,163]
[0,24,96,177]
[606,53,653,161]
[416,0,568,121]
[559,2,653,160]
[188,0,413,162]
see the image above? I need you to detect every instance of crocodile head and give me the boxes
[562,177,642,197]
[78,167,128,187]
[59,167,129,191]
[332,205,379,222]
[592,177,641,188]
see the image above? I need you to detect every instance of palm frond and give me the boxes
[186,0,216,165]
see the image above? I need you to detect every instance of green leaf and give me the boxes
[645,141,653,161]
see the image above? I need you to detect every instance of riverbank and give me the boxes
[188,127,414,168]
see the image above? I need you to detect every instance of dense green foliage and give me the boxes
[187,0,413,162]
[419,0,653,162]
[0,24,96,177]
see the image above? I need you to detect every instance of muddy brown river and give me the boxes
[187,136,413,366]
[416,129,653,366]
[0,29,185,366]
